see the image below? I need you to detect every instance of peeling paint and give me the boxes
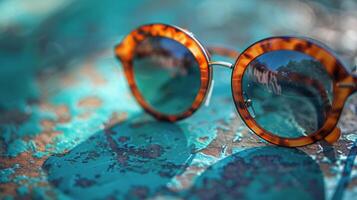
[0,0,357,199]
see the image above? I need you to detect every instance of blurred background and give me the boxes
[0,0,356,199]
[1,0,357,110]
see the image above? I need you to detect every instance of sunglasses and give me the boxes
[115,23,357,147]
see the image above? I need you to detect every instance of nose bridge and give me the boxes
[208,61,233,69]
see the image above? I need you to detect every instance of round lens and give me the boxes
[133,36,201,116]
[242,50,333,138]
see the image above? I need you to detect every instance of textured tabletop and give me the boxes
[0,0,356,199]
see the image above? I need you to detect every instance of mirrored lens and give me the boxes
[242,50,333,138]
[133,36,201,115]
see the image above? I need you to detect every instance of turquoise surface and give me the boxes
[0,0,356,199]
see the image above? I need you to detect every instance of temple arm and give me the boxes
[336,66,357,92]
[207,46,240,59]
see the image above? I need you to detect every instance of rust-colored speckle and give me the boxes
[81,62,107,86]
[104,112,128,130]
[78,96,102,108]
[198,136,209,142]
[40,120,55,132]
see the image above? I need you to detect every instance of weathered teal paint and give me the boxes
[0,164,19,183]
[0,0,356,199]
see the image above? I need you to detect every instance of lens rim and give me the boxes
[231,36,352,147]
[115,24,211,122]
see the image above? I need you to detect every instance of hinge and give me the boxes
[337,82,356,88]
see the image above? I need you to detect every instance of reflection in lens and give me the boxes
[242,50,333,138]
[133,36,201,115]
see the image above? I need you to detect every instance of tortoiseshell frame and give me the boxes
[115,24,211,121]
[232,37,357,147]
[115,24,357,147]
